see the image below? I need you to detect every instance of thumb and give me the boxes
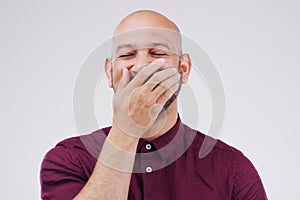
[118,68,130,90]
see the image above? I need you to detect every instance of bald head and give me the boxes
[111,10,183,58]
[114,10,180,35]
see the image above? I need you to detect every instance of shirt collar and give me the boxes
[137,114,181,152]
[133,114,197,172]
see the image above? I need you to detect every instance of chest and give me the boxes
[128,158,233,200]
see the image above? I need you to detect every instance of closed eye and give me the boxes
[118,53,135,58]
[150,52,167,56]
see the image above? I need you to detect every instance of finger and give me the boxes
[151,72,181,98]
[156,82,180,105]
[126,58,165,91]
[117,68,130,91]
[146,68,178,90]
[139,69,178,104]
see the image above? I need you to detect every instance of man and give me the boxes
[40,10,268,199]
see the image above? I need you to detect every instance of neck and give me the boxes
[144,101,178,141]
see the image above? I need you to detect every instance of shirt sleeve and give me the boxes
[232,154,268,200]
[40,144,87,200]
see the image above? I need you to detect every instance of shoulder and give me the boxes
[184,124,267,199]
[183,123,243,159]
[188,124,258,172]
[40,127,111,199]
[54,126,111,150]
[40,127,111,179]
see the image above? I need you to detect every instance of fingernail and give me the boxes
[154,58,165,64]
[122,68,126,80]
[172,68,178,73]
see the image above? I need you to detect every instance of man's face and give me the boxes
[108,29,184,112]
[111,28,182,90]
[105,28,191,114]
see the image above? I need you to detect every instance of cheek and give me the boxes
[112,60,134,86]
[164,57,180,69]
[112,68,123,86]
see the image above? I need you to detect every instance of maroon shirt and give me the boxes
[40,116,267,199]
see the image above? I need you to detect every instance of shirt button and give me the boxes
[145,144,152,150]
[146,166,152,173]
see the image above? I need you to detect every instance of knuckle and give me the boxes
[151,75,160,83]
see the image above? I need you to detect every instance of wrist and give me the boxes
[108,122,140,152]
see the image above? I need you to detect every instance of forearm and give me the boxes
[74,60,173,199]
[74,126,139,200]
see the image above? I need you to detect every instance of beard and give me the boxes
[159,75,182,116]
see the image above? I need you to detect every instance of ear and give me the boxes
[104,58,113,88]
[180,53,192,84]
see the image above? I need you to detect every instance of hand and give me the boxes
[112,59,180,138]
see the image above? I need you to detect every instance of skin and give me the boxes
[74,10,192,200]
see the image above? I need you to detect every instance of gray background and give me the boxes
[1,0,299,199]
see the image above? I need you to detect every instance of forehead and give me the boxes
[112,28,182,55]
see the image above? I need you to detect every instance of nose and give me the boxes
[130,50,155,75]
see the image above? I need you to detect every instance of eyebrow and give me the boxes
[116,42,170,53]
[150,42,170,50]
[116,44,134,53]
